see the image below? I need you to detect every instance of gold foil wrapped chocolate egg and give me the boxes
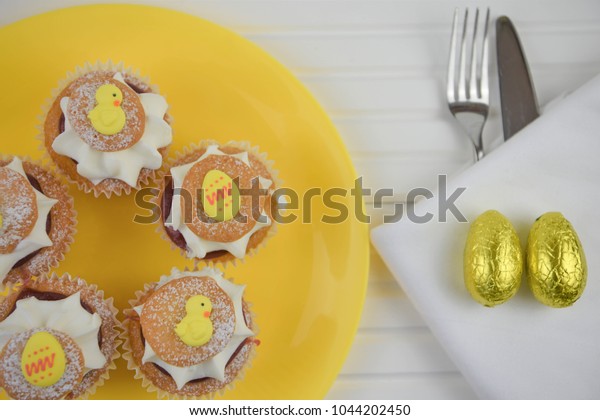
[527,212,587,308]
[464,210,523,307]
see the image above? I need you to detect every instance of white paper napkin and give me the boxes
[370,74,600,399]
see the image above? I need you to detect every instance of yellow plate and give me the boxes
[0,5,369,399]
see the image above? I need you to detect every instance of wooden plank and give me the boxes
[2,0,599,30]
[327,372,476,400]
[300,68,598,114]
[340,329,459,375]
[360,280,427,330]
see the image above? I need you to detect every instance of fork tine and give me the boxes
[469,8,480,99]
[446,8,459,102]
[457,9,469,101]
[480,8,490,101]
[446,8,490,161]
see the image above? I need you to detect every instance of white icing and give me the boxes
[166,145,272,259]
[0,158,57,281]
[134,267,254,389]
[51,72,172,187]
[0,292,107,370]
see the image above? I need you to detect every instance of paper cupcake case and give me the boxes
[121,267,259,400]
[120,334,257,401]
[0,155,77,286]
[37,60,173,198]
[0,272,121,399]
[154,140,282,268]
[121,319,257,401]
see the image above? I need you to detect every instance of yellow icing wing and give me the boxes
[175,295,214,347]
[87,106,100,123]
[100,108,118,126]
[174,321,188,337]
[87,84,127,135]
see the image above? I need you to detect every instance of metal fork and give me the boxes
[446,8,490,161]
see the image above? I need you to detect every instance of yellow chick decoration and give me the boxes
[175,295,213,347]
[87,84,126,135]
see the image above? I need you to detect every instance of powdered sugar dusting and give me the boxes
[180,153,258,243]
[122,267,258,398]
[1,159,76,285]
[0,273,121,399]
[42,63,171,197]
[0,165,38,252]
[156,141,279,266]
[0,328,84,400]
[141,276,235,367]
[66,73,145,152]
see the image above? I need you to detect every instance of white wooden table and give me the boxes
[2,0,599,399]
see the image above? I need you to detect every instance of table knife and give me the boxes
[496,16,540,140]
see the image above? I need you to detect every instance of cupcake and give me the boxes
[158,142,278,264]
[0,156,76,285]
[42,62,172,197]
[0,273,120,399]
[123,267,258,399]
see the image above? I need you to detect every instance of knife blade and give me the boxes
[496,16,540,140]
